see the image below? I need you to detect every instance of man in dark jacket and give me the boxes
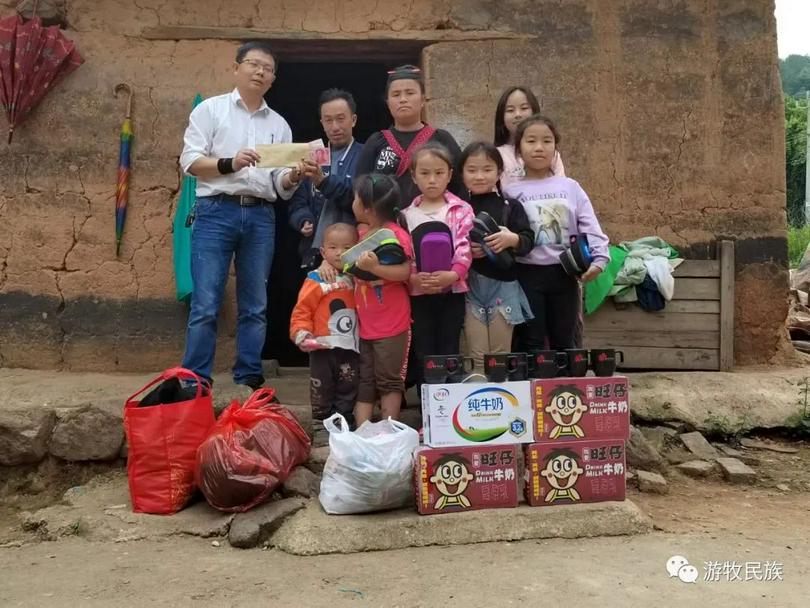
[290,88,364,269]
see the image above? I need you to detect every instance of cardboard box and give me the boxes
[524,440,626,506]
[531,377,630,443]
[415,445,520,515]
[421,381,533,447]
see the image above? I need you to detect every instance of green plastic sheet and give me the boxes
[584,245,628,315]
[172,94,202,303]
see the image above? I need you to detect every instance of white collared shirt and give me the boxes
[179,88,296,200]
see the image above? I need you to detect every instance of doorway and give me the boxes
[262,61,410,366]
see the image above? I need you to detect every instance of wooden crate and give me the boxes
[583,241,735,371]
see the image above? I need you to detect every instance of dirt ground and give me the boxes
[0,483,806,607]
[1,437,809,607]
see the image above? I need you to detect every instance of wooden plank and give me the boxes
[590,300,720,314]
[654,300,720,314]
[673,259,720,278]
[585,329,720,349]
[614,347,720,370]
[719,240,736,370]
[672,278,720,300]
[586,310,719,332]
[141,26,531,42]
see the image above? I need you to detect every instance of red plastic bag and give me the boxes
[194,388,311,512]
[124,367,215,514]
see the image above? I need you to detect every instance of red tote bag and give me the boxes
[124,367,215,514]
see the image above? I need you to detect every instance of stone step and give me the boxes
[270,499,652,556]
[717,457,757,484]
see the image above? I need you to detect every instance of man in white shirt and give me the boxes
[179,40,302,390]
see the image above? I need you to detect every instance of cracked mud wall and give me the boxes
[425,0,789,365]
[0,0,788,370]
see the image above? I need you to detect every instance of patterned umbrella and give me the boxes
[0,2,84,143]
[114,83,133,256]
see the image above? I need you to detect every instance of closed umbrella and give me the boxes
[114,82,133,255]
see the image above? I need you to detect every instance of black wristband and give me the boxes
[217,158,235,175]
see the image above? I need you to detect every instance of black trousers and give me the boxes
[515,264,580,351]
[309,348,359,426]
[410,292,466,384]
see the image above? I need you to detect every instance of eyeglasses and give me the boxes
[239,59,276,75]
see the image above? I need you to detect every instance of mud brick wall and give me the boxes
[0,0,788,371]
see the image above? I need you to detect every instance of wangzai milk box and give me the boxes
[421,381,533,448]
[414,445,520,515]
[531,377,630,443]
[524,439,627,507]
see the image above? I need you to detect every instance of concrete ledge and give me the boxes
[4,366,807,467]
[270,499,652,556]
[0,369,312,464]
[17,471,651,553]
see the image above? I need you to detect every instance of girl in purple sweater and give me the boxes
[503,115,609,351]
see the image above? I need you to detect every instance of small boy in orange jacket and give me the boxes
[290,223,360,426]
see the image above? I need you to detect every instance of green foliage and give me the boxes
[788,225,810,268]
[703,407,755,441]
[780,55,810,97]
[784,94,807,227]
[785,378,810,437]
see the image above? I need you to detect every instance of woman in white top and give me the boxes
[494,86,564,189]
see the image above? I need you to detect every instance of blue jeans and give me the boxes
[181,195,276,385]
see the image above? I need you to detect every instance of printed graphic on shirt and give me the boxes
[375,146,399,172]
[357,282,385,306]
[520,194,569,246]
[326,298,357,350]
[506,165,525,179]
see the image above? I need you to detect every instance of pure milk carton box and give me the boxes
[421,381,533,448]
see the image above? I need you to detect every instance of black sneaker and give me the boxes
[240,375,265,391]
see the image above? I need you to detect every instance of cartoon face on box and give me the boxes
[415,446,519,515]
[429,453,475,510]
[525,440,626,506]
[532,378,630,442]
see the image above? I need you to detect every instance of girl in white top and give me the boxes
[494,86,565,189]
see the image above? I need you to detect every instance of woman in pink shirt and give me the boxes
[494,86,565,190]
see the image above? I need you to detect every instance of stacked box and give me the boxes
[525,377,630,507]
[421,381,533,448]
[414,445,520,515]
[524,439,626,506]
[531,377,630,443]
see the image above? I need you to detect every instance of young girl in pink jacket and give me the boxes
[402,143,474,384]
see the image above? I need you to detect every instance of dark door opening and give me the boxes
[262,61,407,366]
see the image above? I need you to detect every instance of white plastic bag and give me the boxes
[319,414,420,515]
